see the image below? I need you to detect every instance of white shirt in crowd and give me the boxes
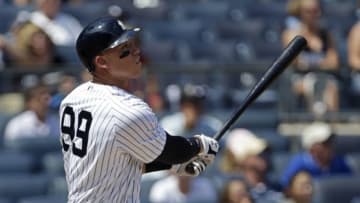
[4,110,50,140]
[149,175,218,203]
[30,11,83,46]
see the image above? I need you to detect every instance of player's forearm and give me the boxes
[144,161,171,173]
[153,132,201,165]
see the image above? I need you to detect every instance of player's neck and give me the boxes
[92,74,130,90]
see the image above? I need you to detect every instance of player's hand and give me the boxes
[171,156,207,177]
[194,134,219,157]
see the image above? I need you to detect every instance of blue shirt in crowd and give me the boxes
[281,151,352,188]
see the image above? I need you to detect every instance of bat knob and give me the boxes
[185,163,196,175]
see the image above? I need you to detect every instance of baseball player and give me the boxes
[59,17,219,203]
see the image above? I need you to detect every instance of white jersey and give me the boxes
[59,82,166,203]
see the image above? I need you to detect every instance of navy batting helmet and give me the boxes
[76,17,140,72]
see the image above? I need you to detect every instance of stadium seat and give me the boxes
[0,198,11,203]
[42,152,65,176]
[0,5,21,33]
[0,150,35,174]
[55,46,81,65]
[269,152,292,182]
[334,136,360,154]
[48,176,68,195]
[4,136,62,156]
[352,197,360,203]
[0,113,13,148]
[141,40,176,63]
[312,175,360,203]
[177,1,229,21]
[18,194,67,203]
[4,136,62,171]
[61,2,108,26]
[347,153,360,175]
[0,174,49,201]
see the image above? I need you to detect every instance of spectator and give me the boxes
[282,0,340,115]
[285,0,301,30]
[12,0,32,7]
[160,84,222,138]
[282,171,313,203]
[4,83,58,140]
[219,176,254,203]
[281,122,352,189]
[29,0,83,46]
[6,22,63,68]
[220,128,285,203]
[149,172,218,203]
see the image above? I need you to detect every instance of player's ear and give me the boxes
[94,55,108,70]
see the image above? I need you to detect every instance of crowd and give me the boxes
[0,0,360,203]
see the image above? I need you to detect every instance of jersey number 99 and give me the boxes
[60,106,92,158]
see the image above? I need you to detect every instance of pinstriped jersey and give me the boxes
[59,81,166,203]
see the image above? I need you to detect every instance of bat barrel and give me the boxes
[213,36,307,141]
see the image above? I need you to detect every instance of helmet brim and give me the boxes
[107,27,141,49]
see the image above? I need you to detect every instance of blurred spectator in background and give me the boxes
[12,0,32,7]
[281,122,352,189]
[219,176,254,203]
[160,84,222,138]
[285,0,301,30]
[4,22,63,68]
[220,128,284,203]
[282,170,313,203]
[4,83,58,140]
[49,74,76,110]
[347,9,360,100]
[29,0,83,46]
[145,74,165,116]
[149,172,218,203]
[282,0,340,115]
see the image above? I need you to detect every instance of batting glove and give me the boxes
[194,134,219,158]
[171,156,207,176]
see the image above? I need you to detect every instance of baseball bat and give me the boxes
[213,35,307,141]
[185,36,307,175]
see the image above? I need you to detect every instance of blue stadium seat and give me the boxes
[352,197,360,203]
[0,5,21,33]
[335,136,360,154]
[217,19,264,41]
[141,20,203,42]
[347,153,360,175]
[141,40,176,63]
[48,176,67,196]
[61,2,108,26]
[177,1,229,21]
[55,46,81,65]
[4,136,62,171]
[4,136,62,156]
[0,113,12,149]
[42,152,64,176]
[18,194,66,203]
[312,175,360,203]
[0,174,49,201]
[0,150,35,174]
[0,198,11,203]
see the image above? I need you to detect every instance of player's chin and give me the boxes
[131,62,143,78]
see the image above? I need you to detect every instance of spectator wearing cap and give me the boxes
[220,128,285,203]
[281,122,352,189]
[160,84,222,138]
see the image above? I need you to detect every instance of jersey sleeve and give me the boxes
[113,105,167,163]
